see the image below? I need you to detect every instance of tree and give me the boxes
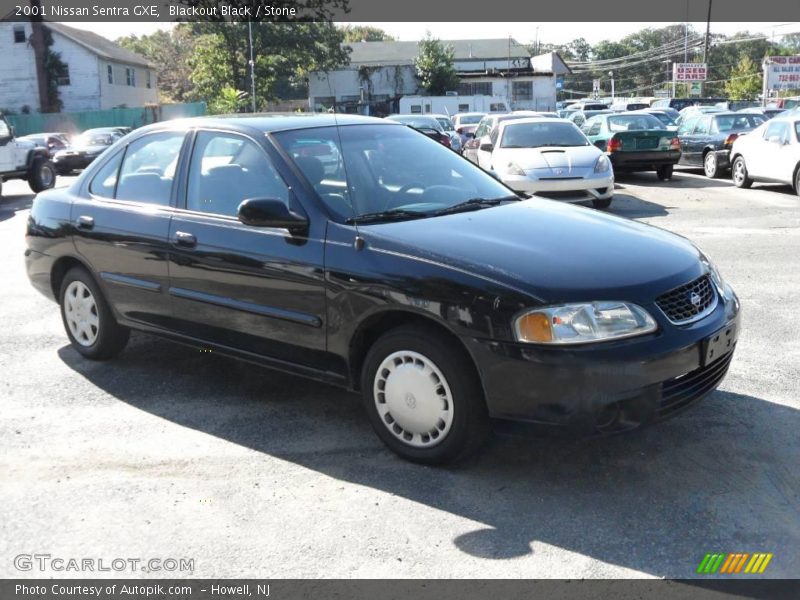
[187,22,350,108]
[414,34,459,96]
[117,25,197,103]
[725,55,762,100]
[340,25,394,43]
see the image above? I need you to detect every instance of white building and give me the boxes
[0,22,157,114]
[308,39,570,115]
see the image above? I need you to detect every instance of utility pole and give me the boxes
[29,0,51,113]
[701,0,712,97]
[248,21,257,113]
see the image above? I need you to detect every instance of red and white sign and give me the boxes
[765,55,800,91]
[673,63,707,82]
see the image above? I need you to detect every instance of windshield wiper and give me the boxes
[346,208,428,225]
[433,196,520,216]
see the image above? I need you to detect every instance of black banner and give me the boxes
[1,0,800,22]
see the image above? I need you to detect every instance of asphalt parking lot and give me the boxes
[1,169,798,579]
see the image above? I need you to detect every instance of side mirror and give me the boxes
[479,142,494,152]
[237,197,308,234]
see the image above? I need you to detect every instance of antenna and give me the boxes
[325,69,363,247]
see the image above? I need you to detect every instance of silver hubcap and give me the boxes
[373,350,454,448]
[40,165,54,187]
[705,153,715,174]
[733,161,745,184]
[64,281,99,346]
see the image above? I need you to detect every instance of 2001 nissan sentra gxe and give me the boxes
[25,115,740,464]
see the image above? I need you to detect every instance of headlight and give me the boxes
[594,155,610,173]
[702,256,726,298]
[514,302,657,345]
[506,162,526,176]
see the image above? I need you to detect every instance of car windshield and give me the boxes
[458,114,483,125]
[273,124,515,223]
[649,113,676,126]
[387,116,442,131]
[435,118,455,131]
[74,133,114,146]
[714,114,765,132]
[608,115,665,131]
[499,121,589,148]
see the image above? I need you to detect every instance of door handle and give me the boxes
[173,231,197,248]
[76,215,94,230]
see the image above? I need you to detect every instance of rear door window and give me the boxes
[115,132,185,205]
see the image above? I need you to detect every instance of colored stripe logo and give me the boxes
[697,552,773,574]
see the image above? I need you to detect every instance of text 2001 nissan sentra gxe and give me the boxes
[25,115,740,464]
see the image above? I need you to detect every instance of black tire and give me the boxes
[794,166,800,197]
[656,164,674,181]
[703,151,719,178]
[59,267,130,360]
[592,197,612,209]
[28,157,56,193]
[731,156,753,189]
[360,325,490,464]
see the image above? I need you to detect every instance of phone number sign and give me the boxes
[674,63,707,81]
[765,55,800,90]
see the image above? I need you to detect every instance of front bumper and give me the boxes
[53,154,98,170]
[610,149,681,171]
[501,171,615,202]
[464,287,740,433]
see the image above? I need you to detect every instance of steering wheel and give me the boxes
[397,182,426,194]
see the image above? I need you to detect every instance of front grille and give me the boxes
[538,176,582,180]
[656,275,716,323]
[536,190,590,199]
[658,348,734,417]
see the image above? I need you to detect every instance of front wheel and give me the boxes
[656,164,674,181]
[361,326,489,464]
[28,157,56,193]
[703,152,720,178]
[732,156,753,189]
[59,267,130,360]
[794,166,800,197]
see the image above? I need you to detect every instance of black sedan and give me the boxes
[677,112,766,177]
[52,129,122,174]
[25,115,740,464]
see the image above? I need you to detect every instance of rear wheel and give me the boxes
[59,267,129,360]
[361,326,489,464]
[656,165,673,181]
[28,157,56,193]
[703,151,720,178]
[732,156,753,188]
[592,197,612,209]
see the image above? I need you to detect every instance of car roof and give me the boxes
[497,116,572,128]
[134,113,392,136]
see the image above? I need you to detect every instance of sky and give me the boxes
[69,21,799,45]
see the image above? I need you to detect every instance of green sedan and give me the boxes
[580,112,682,180]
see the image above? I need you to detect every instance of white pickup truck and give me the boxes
[0,113,56,198]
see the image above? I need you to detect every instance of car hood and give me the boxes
[362,200,704,303]
[493,145,602,172]
[57,144,108,155]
